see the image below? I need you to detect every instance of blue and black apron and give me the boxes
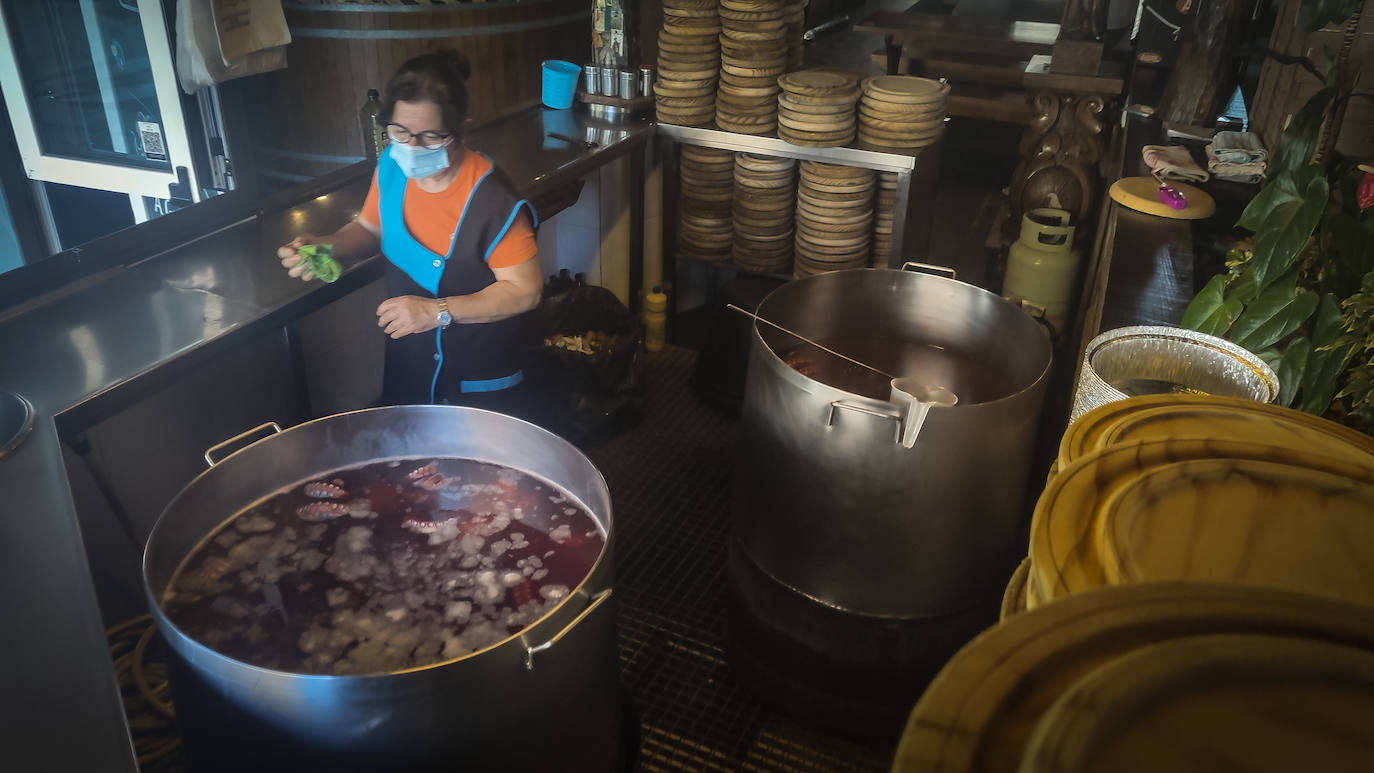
[376,145,537,406]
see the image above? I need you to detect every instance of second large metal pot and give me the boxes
[732,268,1053,619]
[143,406,620,772]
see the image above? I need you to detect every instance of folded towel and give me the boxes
[1206,144,1267,184]
[1142,144,1210,183]
[1209,131,1268,164]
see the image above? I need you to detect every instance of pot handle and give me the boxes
[204,422,282,467]
[901,261,957,280]
[827,400,902,444]
[523,588,612,671]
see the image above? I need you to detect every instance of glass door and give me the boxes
[0,0,199,202]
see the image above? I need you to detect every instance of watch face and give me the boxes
[438,311,452,326]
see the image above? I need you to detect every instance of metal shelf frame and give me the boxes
[655,122,942,313]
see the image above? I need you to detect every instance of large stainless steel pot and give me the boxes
[144,406,620,772]
[732,267,1052,619]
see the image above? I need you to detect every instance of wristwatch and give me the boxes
[436,298,452,328]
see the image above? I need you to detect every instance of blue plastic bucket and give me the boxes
[541,60,581,109]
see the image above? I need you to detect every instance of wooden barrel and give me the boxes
[248,0,590,185]
[894,582,1374,773]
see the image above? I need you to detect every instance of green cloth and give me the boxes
[297,243,340,283]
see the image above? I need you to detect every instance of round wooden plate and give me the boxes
[801,160,871,178]
[1099,458,1374,605]
[778,69,857,96]
[777,113,855,133]
[719,8,785,21]
[1027,437,1374,607]
[858,116,945,134]
[1024,633,1374,773]
[863,75,950,104]
[892,582,1374,773]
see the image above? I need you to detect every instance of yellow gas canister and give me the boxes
[1002,208,1079,338]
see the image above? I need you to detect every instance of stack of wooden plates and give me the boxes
[783,0,805,71]
[897,582,1374,773]
[716,0,788,135]
[793,161,874,277]
[1013,394,1374,616]
[857,75,949,150]
[656,0,721,127]
[677,145,735,261]
[732,153,797,273]
[776,69,862,147]
[871,170,898,266]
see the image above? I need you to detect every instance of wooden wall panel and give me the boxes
[249,0,592,182]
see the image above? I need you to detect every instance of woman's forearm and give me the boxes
[327,220,382,262]
[447,280,541,324]
[447,256,543,324]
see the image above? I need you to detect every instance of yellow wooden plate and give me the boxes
[1024,634,1374,773]
[1030,436,1374,606]
[1100,458,1374,605]
[1057,394,1374,470]
[893,583,1374,773]
[1108,176,1216,219]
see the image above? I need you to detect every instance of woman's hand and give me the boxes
[278,235,319,281]
[377,296,440,339]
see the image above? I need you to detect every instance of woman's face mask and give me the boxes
[391,140,451,179]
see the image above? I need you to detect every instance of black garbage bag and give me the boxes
[524,276,645,442]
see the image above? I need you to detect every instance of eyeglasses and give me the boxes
[384,123,453,149]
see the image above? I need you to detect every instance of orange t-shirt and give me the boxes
[360,147,537,269]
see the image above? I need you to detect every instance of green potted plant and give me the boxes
[1181,0,1374,433]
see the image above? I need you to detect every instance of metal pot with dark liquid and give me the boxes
[143,406,621,772]
[728,266,1052,731]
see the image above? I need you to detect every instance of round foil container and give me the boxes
[1071,325,1279,421]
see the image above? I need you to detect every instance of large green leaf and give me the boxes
[1276,336,1312,407]
[1272,88,1336,174]
[1297,295,1356,414]
[1249,174,1329,289]
[1181,274,1243,337]
[1297,0,1362,32]
[1226,264,1262,304]
[1231,274,1319,352]
[1236,170,1301,231]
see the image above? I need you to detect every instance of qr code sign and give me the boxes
[137,120,167,161]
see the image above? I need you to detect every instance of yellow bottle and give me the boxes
[644,286,668,352]
[1002,208,1078,338]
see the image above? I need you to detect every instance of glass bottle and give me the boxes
[359,89,388,162]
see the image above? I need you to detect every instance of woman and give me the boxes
[279,51,543,418]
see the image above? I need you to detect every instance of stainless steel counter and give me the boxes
[0,106,650,772]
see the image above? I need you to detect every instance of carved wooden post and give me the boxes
[1007,66,1123,228]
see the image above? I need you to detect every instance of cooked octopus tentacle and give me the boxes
[297,502,349,521]
[303,481,347,499]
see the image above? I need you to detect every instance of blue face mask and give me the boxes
[391,141,450,179]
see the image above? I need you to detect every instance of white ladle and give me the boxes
[889,378,958,448]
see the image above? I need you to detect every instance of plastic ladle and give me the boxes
[889,377,958,448]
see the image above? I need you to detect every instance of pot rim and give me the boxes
[142,404,613,682]
[751,268,1054,409]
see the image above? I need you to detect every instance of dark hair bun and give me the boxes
[438,49,472,82]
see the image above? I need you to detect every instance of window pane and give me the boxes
[3,0,171,171]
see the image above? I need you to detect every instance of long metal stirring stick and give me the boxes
[726,304,896,380]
